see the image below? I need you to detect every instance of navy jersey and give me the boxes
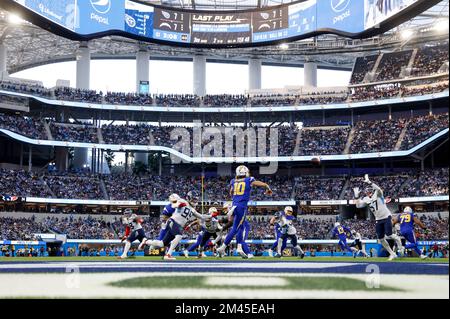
[333,225,351,239]
[162,203,175,217]
[230,176,255,207]
[398,211,415,234]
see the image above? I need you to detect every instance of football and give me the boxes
[311,157,321,165]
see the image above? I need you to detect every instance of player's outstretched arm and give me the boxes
[191,208,211,220]
[414,216,427,230]
[251,180,273,195]
[363,174,383,197]
[185,220,199,231]
[269,216,277,225]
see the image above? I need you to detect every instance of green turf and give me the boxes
[0,256,447,263]
[109,275,402,291]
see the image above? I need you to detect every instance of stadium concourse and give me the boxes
[0,0,449,302]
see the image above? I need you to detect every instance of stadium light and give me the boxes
[434,20,449,32]
[279,43,289,50]
[400,29,414,40]
[8,13,23,24]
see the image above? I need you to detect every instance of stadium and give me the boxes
[0,0,448,300]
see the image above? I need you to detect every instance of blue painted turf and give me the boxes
[0,261,447,275]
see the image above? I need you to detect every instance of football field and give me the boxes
[0,257,447,299]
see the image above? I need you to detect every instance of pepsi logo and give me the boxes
[90,0,111,14]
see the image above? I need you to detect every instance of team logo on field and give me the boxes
[331,0,350,12]
[90,0,111,14]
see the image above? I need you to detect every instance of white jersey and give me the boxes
[124,214,143,231]
[279,214,297,235]
[202,217,222,233]
[354,232,362,241]
[356,185,391,221]
[170,199,204,228]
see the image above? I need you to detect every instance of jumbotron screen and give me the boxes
[11,0,421,46]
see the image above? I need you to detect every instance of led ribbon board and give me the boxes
[6,0,434,47]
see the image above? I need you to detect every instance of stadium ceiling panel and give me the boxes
[0,1,448,74]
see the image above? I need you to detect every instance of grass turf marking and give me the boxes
[109,275,402,291]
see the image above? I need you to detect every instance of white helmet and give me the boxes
[284,206,293,214]
[236,165,249,177]
[403,206,413,214]
[169,193,180,203]
[334,222,340,227]
[208,207,219,216]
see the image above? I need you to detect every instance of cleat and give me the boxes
[247,254,254,259]
[236,248,248,259]
[183,250,189,258]
[388,254,397,261]
[268,249,274,258]
[399,247,406,257]
[164,254,176,261]
[216,245,226,255]
[117,256,127,260]
[138,241,147,251]
[274,253,282,258]
[201,252,207,258]
[300,253,305,259]
[420,254,429,260]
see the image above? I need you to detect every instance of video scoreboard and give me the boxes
[9,0,423,47]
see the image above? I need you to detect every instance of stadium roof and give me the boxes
[0,0,448,74]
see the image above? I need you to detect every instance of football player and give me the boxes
[274,206,305,259]
[354,174,404,260]
[350,230,369,258]
[216,165,272,258]
[142,191,209,260]
[268,211,287,257]
[118,208,146,259]
[157,193,180,241]
[332,222,359,255]
[392,206,428,259]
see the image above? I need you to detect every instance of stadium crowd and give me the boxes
[350,118,407,153]
[50,123,99,143]
[1,113,447,155]
[411,45,449,77]
[0,113,47,140]
[43,173,104,200]
[0,168,448,201]
[350,55,378,84]
[401,113,449,150]
[399,168,449,197]
[0,43,448,110]
[376,51,413,82]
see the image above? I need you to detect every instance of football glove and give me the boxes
[353,187,360,198]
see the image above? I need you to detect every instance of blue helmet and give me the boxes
[186,191,200,206]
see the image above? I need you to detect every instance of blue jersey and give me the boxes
[230,176,255,207]
[398,211,415,234]
[162,203,175,217]
[274,212,283,233]
[333,225,351,239]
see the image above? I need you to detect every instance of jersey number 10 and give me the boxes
[233,182,246,196]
